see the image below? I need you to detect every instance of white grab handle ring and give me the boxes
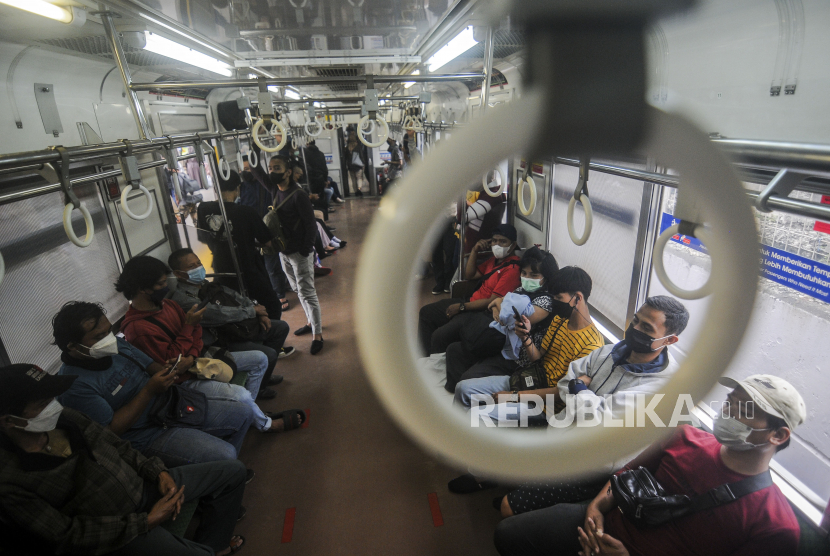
[653,223,716,299]
[482,167,505,197]
[358,115,389,148]
[63,202,94,247]
[567,193,593,245]
[354,92,759,481]
[236,150,244,170]
[248,146,258,168]
[305,120,322,137]
[218,158,232,180]
[517,175,537,215]
[291,137,298,151]
[120,184,154,220]
[252,118,287,153]
[360,119,375,135]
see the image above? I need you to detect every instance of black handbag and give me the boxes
[197,283,261,344]
[611,466,773,528]
[148,385,208,428]
[508,361,549,391]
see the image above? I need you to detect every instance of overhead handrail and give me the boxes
[566,158,593,245]
[516,164,537,215]
[48,146,94,248]
[355,88,759,481]
[482,166,505,197]
[215,138,232,180]
[117,140,154,221]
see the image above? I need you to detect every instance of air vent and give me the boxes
[458,30,525,60]
[35,36,174,68]
[313,66,362,92]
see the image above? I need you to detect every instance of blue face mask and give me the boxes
[187,265,206,283]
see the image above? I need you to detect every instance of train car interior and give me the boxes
[1,0,830,555]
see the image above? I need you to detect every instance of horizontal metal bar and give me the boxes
[744,191,830,222]
[714,139,830,179]
[0,130,250,170]
[130,73,485,91]
[239,26,417,37]
[238,48,415,60]
[236,56,422,67]
[554,157,679,187]
[279,96,419,104]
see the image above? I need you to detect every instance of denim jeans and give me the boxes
[280,251,323,334]
[227,319,289,387]
[225,349,268,400]
[143,395,254,466]
[264,251,291,299]
[323,187,334,204]
[454,375,533,423]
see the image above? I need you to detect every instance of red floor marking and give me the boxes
[282,508,296,543]
[301,408,310,428]
[428,493,444,527]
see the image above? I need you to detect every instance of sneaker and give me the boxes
[333,198,345,204]
[267,374,284,385]
[432,285,444,295]
[257,388,277,400]
[311,339,324,355]
[444,287,450,293]
[278,346,296,359]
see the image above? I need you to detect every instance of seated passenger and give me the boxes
[443,248,559,393]
[453,267,605,420]
[0,364,247,555]
[418,223,522,356]
[53,301,254,467]
[117,256,305,434]
[167,248,294,400]
[494,374,805,556]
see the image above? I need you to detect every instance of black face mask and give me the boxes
[549,295,576,319]
[150,286,170,306]
[624,324,669,353]
[241,171,254,183]
[269,171,287,186]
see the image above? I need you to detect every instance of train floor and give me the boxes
[190,198,503,555]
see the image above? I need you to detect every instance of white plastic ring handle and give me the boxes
[236,150,244,170]
[354,90,758,481]
[358,115,389,148]
[360,119,375,135]
[248,146,258,168]
[63,202,94,248]
[653,223,716,299]
[252,118,287,153]
[305,120,322,137]
[567,193,593,245]
[517,174,537,215]
[482,167,506,197]
[291,137,298,150]
[120,184,154,220]
[218,158,232,180]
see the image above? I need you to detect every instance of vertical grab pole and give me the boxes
[457,193,466,284]
[479,26,494,117]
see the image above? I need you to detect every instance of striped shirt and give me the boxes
[539,316,605,386]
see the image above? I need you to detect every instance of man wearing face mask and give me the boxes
[418,224,522,356]
[494,374,804,556]
[167,248,294,400]
[0,364,249,556]
[53,301,255,467]
[197,170,282,320]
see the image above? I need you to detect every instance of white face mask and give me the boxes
[713,415,772,451]
[82,333,119,359]
[492,244,511,259]
[14,399,63,432]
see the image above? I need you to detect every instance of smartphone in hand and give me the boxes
[195,298,211,311]
[512,306,523,322]
[166,354,182,375]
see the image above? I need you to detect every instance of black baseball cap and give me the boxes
[0,364,76,415]
[492,224,518,243]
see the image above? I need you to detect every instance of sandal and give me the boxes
[280,299,290,311]
[447,473,498,494]
[264,409,306,432]
[218,535,245,555]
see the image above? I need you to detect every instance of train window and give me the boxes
[649,186,830,512]
[548,161,650,333]
[0,185,127,372]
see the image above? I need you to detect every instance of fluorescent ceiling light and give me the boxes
[427,26,478,72]
[284,89,301,100]
[0,0,73,23]
[404,70,420,89]
[143,31,233,77]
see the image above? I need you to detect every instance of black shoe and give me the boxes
[443,287,450,293]
[245,469,255,485]
[294,324,312,336]
[448,473,498,494]
[237,505,247,522]
[279,346,296,359]
[328,208,336,213]
[267,374,284,385]
[356,190,364,198]
[432,285,444,295]
[310,339,324,355]
[257,388,277,400]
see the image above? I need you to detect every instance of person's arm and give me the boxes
[464,242,490,280]
[0,489,151,556]
[465,198,492,222]
[295,190,318,256]
[107,367,176,436]
[488,264,522,298]
[445,294,499,319]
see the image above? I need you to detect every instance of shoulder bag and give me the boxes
[262,189,299,255]
[148,385,208,428]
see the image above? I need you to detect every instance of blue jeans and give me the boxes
[454,375,533,423]
[184,351,272,432]
[144,396,254,466]
[264,251,292,299]
[323,187,334,204]
[227,319,290,388]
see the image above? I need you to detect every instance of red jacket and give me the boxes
[120,299,203,363]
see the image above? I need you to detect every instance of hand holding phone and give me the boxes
[512,306,522,322]
[195,298,211,311]
[166,354,182,375]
